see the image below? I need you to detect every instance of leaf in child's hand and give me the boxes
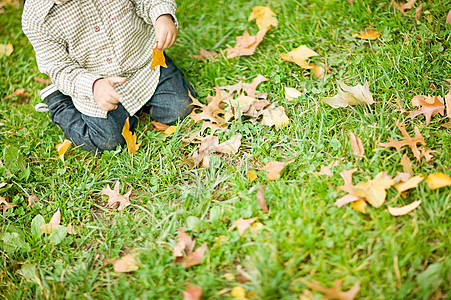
[151,42,168,70]
[122,117,139,154]
[248,6,278,30]
[101,180,132,211]
[55,139,72,162]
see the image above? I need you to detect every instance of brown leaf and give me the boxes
[101,180,132,211]
[349,131,365,158]
[189,90,228,125]
[401,153,414,176]
[183,284,202,300]
[387,200,421,216]
[447,10,451,24]
[309,62,328,79]
[415,3,424,21]
[228,217,259,235]
[226,27,269,59]
[306,280,360,300]
[356,29,380,40]
[33,77,51,85]
[337,168,358,194]
[409,96,445,124]
[105,253,139,273]
[190,48,219,60]
[2,88,31,101]
[122,117,140,154]
[214,134,242,154]
[444,89,451,119]
[394,98,407,113]
[27,194,40,208]
[261,106,290,129]
[426,173,451,190]
[379,120,426,161]
[55,139,72,162]
[280,45,319,69]
[174,229,207,268]
[394,0,417,14]
[257,185,268,213]
[248,6,278,30]
[0,196,15,215]
[151,121,169,131]
[334,194,361,208]
[322,81,374,108]
[262,161,286,181]
[219,74,268,99]
[67,223,77,235]
[40,209,61,234]
[151,42,167,70]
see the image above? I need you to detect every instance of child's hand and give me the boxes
[155,14,177,51]
[93,77,126,111]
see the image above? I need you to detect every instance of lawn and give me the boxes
[1,0,450,299]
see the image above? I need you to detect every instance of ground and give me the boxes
[0,0,450,299]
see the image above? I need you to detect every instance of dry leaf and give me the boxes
[151,121,169,131]
[183,284,202,300]
[248,171,257,182]
[356,29,380,40]
[105,253,139,273]
[151,42,167,70]
[226,27,269,59]
[334,194,361,208]
[401,153,414,176]
[396,175,424,193]
[231,286,246,299]
[379,121,426,161]
[257,185,268,213]
[214,134,242,154]
[55,139,72,162]
[322,81,374,108]
[190,48,219,60]
[101,180,132,211]
[261,106,290,129]
[33,77,51,85]
[2,88,31,101]
[40,209,61,234]
[27,194,40,208]
[280,45,319,69]
[352,199,367,213]
[174,229,207,268]
[415,3,424,21]
[426,173,451,190]
[0,196,14,215]
[219,74,268,99]
[306,280,360,300]
[263,161,287,181]
[393,172,412,184]
[309,62,328,79]
[189,90,228,125]
[447,10,451,24]
[354,172,394,208]
[409,96,445,124]
[445,89,451,118]
[122,117,140,154]
[394,0,417,14]
[248,6,278,30]
[228,217,259,235]
[349,131,365,158]
[337,168,358,194]
[387,200,421,216]
[299,289,314,300]
[285,87,303,100]
[163,125,177,135]
[0,42,13,56]
[67,223,77,235]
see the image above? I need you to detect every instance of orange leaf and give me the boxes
[426,173,451,190]
[257,185,268,213]
[182,284,202,300]
[2,88,31,100]
[248,6,278,30]
[262,161,286,181]
[173,229,207,268]
[33,77,51,84]
[394,0,417,14]
[55,139,72,162]
[190,48,219,60]
[226,27,269,59]
[349,131,365,158]
[306,280,360,300]
[151,121,169,131]
[356,29,380,40]
[415,3,423,21]
[387,200,421,216]
[101,180,132,211]
[228,217,259,235]
[105,253,139,273]
[121,117,140,154]
[409,95,445,125]
[352,199,367,213]
[248,171,257,182]
[151,42,168,70]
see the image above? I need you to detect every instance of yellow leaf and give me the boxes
[55,139,72,162]
[151,42,168,70]
[121,117,139,154]
[231,286,246,299]
[261,106,289,129]
[356,29,380,40]
[387,200,421,216]
[352,199,367,213]
[280,45,319,69]
[0,42,13,56]
[247,171,257,182]
[396,175,425,193]
[426,173,451,190]
[354,172,394,208]
[248,6,278,30]
[163,125,177,135]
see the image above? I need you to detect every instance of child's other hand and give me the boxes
[155,14,177,51]
[93,77,126,111]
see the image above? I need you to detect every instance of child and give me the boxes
[22,0,195,153]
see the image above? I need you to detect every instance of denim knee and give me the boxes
[91,133,126,152]
[150,96,193,125]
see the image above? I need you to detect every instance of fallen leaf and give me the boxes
[387,200,421,216]
[285,87,303,100]
[248,6,278,30]
[309,62,328,79]
[0,196,14,215]
[0,41,13,56]
[447,10,451,24]
[226,27,269,59]
[163,125,177,135]
[228,217,259,235]
[183,284,202,300]
[442,120,451,129]
[356,29,380,40]
[2,88,31,101]
[445,89,451,118]
[190,48,219,60]
[299,289,314,300]
[174,229,207,268]
[352,199,367,213]
[261,106,290,129]
[316,159,342,177]
[280,45,319,69]
[27,194,40,208]
[219,74,268,99]
[394,98,407,113]
[248,171,257,182]
[151,121,169,131]
[33,77,51,85]
[55,139,72,162]
[122,117,140,154]
[151,42,167,70]
[101,180,132,211]
[189,90,228,125]
[305,280,360,300]
[322,81,374,108]
[105,253,139,273]
[262,161,287,181]
[379,120,426,161]
[426,173,451,190]
[67,223,77,235]
[337,168,358,194]
[231,286,246,299]
[396,175,424,193]
[349,131,365,158]
[393,172,412,184]
[415,3,423,21]
[401,153,414,176]
[257,185,268,213]
[40,209,61,234]
[409,96,445,124]
[334,194,361,208]
[214,134,242,154]
[394,0,417,14]
[354,172,394,208]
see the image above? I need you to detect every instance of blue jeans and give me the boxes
[45,56,195,153]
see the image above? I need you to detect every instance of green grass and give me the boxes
[1,0,450,299]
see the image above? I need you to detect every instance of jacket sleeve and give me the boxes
[131,0,178,28]
[22,20,101,103]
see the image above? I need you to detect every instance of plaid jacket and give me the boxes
[22,0,177,118]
